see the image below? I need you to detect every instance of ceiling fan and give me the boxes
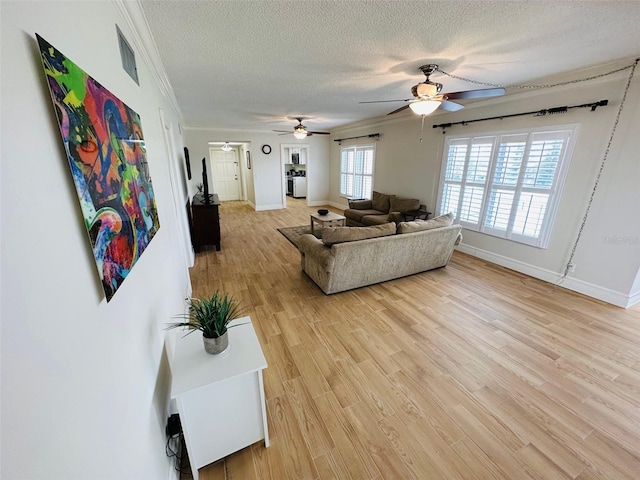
[273,117,330,139]
[360,64,505,116]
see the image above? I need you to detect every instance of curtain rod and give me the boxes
[432,100,608,133]
[334,133,380,144]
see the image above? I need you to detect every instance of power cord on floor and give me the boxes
[166,432,192,476]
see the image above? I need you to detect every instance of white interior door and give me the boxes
[210,148,242,201]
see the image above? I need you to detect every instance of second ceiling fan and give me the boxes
[361,64,505,116]
[274,117,330,139]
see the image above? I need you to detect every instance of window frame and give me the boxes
[436,124,578,248]
[339,144,376,200]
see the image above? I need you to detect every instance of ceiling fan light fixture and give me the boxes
[221,142,232,151]
[409,99,441,115]
[293,126,308,139]
[414,82,440,98]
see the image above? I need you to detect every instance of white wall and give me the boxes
[329,63,640,307]
[184,128,331,210]
[329,118,442,210]
[1,2,190,478]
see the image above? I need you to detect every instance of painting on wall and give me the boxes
[36,34,160,302]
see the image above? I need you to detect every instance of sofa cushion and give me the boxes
[397,213,454,234]
[348,199,372,210]
[390,196,420,212]
[372,191,392,213]
[361,214,394,226]
[322,222,396,246]
[344,208,384,223]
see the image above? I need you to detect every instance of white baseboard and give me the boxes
[307,199,330,207]
[329,200,349,210]
[627,290,640,308]
[255,203,285,211]
[167,458,180,480]
[455,243,633,308]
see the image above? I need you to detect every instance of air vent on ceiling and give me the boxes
[116,25,139,85]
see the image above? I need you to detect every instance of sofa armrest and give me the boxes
[387,212,403,224]
[298,234,334,267]
[298,233,323,252]
[298,234,336,293]
[455,232,463,246]
[348,199,372,210]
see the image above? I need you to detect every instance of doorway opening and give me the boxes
[281,143,309,208]
[207,142,250,202]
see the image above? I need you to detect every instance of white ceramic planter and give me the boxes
[203,331,229,355]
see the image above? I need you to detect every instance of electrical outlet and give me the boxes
[567,263,576,273]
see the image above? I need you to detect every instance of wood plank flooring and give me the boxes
[183,197,640,480]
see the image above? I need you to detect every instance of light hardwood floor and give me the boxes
[183,197,640,480]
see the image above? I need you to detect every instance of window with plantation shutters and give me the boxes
[340,145,375,199]
[436,125,577,248]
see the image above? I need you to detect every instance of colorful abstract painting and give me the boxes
[37,34,160,302]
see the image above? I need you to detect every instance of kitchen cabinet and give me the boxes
[293,177,307,198]
[295,148,307,164]
[286,147,306,164]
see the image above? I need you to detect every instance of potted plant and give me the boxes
[166,292,242,354]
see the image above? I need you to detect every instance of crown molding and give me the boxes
[111,0,184,124]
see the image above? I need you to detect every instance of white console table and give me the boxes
[170,316,268,479]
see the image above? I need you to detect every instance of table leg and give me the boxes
[310,217,315,235]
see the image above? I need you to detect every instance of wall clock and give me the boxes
[261,144,272,154]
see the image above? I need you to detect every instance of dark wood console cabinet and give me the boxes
[191,193,221,252]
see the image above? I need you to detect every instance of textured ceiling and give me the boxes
[140,0,640,132]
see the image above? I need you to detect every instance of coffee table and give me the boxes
[310,211,346,235]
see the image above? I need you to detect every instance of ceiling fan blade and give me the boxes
[387,104,411,115]
[439,100,465,112]
[308,131,330,135]
[277,132,292,136]
[273,130,292,133]
[359,99,412,104]
[445,87,505,100]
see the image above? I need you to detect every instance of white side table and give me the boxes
[170,317,268,479]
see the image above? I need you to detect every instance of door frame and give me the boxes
[159,109,194,272]
[280,143,310,207]
[208,145,244,201]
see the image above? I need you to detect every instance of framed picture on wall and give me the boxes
[184,146,192,180]
[246,151,251,169]
[36,34,160,302]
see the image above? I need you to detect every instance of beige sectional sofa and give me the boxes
[344,191,424,226]
[298,214,462,294]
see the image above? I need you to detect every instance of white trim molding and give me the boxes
[455,242,635,308]
[255,204,285,212]
[111,0,184,123]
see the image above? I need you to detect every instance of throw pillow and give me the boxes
[322,222,396,246]
[390,196,420,212]
[397,212,454,234]
[371,191,391,213]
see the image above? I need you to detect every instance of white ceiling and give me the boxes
[140,0,640,132]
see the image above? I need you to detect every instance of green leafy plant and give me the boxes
[166,292,242,338]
